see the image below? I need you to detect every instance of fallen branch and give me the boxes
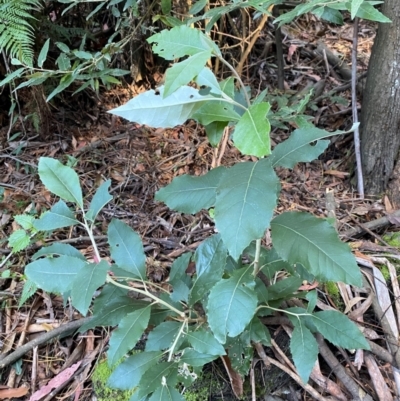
[0,317,93,369]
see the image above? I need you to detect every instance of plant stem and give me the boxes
[168,320,187,361]
[253,238,262,276]
[106,275,186,318]
[218,56,251,107]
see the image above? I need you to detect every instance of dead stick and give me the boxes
[0,317,93,369]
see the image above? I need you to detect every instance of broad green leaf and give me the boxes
[192,101,241,125]
[169,253,192,303]
[179,348,218,366]
[187,329,226,356]
[190,234,227,305]
[195,67,222,95]
[25,256,86,294]
[226,334,253,376]
[164,51,211,97]
[232,102,271,157]
[316,6,343,24]
[8,229,29,252]
[146,321,181,351]
[290,323,318,383]
[354,2,391,23]
[247,317,271,346]
[56,53,71,70]
[147,26,218,60]
[138,362,178,398]
[205,121,227,147]
[109,86,214,128]
[34,200,79,230]
[268,277,303,301]
[79,294,148,332]
[14,214,34,230]
[270,126,335,168]
[214,159,279,260]
[207,266,257,343]
[32,243,85,261]
[38,38,50,68]
[148,385,184,401]
[155,167,224,214]
[108,306,151,365]
[108,351,162,390]
[70,260,109,315]
[312,310,370,350]
[86,179,113,221]
[38,157,83,207]
[271,212,362,286]
[350,0,363,19]
[108,219,146,280]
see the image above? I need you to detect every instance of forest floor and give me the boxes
[1,13,399,401]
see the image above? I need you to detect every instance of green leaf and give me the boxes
[271,212,362,286]
[147,26,218,60]
[108,351,162,390]
[109,86,213,128]
[34,200,79,230]
[355,2,391,23]
[164,51,211,97]
[155,167,224,214]
[186,329,226,355]
[214,159,279,260]
[312,310,370,350]
[179,348,218,366]
[25,256,86,294]
[270,126,344,168]
[108,219,146,280]
[86,179,113,221]
[207,266,258,343]
[56,53,71,70]
[189,0,207,15]
[268,276,303,301]
[232,102,271,157]
[190,234,227,305]
[205,121,227,147]
[38,157,83,208]
[0,68,25,87]
[192,101,241,125]
[138,362,178,398]
[14,214,35,230]
[38,38,50,68]
[317,7,343,24]
[148,385,184,401]
[161,0,171,14]
[32,243,86,261]
[290,323,318,383]
[19,279,38,307]
[70,260,109,315]
[247,317,271,346]
[108,305,151,366]
[8,229,30,252]
[146,321,181,351]
[195,67,222,95]
[169,253,192,303]
[47,73,75,102]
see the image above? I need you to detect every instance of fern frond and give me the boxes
[0,0,42,67]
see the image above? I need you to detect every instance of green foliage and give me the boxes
[8,9,383,398]
[0,0,40,67]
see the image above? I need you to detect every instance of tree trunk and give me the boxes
[360,1,400,199]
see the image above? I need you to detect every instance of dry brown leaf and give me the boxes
[0,386,29,399]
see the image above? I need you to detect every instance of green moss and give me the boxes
[183,369,225,400]
[92,358,135,401]
[324,281,345,310]
[383,232,400,248]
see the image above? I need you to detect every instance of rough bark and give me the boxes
[360,1,400,197]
